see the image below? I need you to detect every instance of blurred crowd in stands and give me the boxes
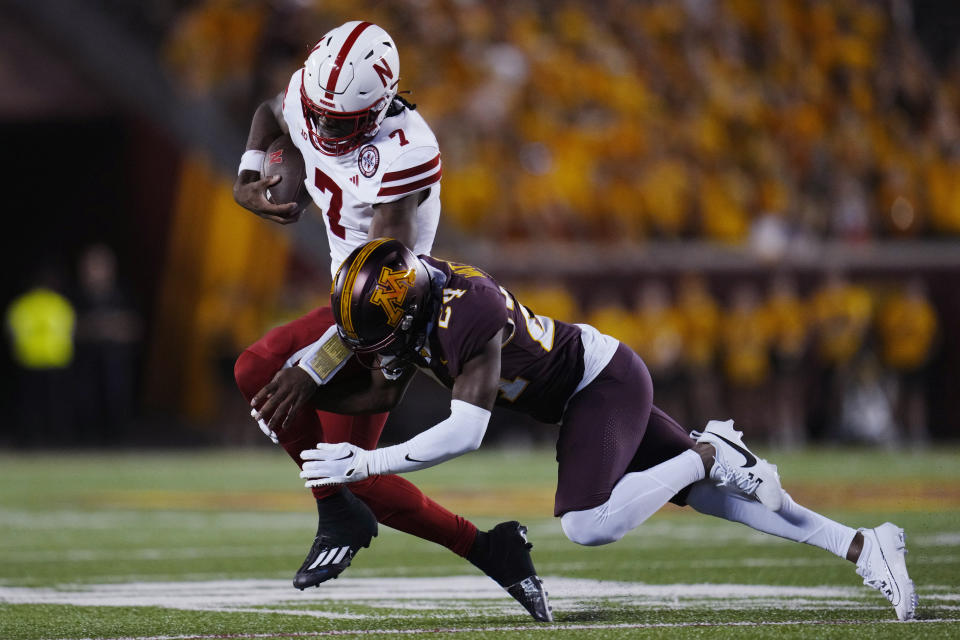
[161,0,960,242]
[509,271,938,446]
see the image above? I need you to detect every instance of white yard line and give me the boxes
[60,617,960,640]
[0,577,868,607]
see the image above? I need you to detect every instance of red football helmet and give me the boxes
[301,21,400,156]
[331,238,434,357]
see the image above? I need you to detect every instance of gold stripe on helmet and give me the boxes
[340,238,391,338]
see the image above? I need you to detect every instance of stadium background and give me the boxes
[2,0,960,452]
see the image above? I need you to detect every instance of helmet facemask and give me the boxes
[339,296,431,360]
[347,303,432,379]
[300,84,390,155]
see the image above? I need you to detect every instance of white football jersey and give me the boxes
[282,69,442,277]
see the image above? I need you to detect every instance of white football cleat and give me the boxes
[857,523,918,621]
[692,419,783,511]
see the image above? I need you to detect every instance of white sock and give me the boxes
[685,482,857,558]
[562,449,705,546]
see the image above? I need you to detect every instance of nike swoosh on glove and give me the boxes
[300,442,372,487]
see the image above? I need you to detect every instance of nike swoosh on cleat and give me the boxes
[405,454,426,463]
[713,433,757,468]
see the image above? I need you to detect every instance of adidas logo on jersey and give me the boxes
[350,175,359,186]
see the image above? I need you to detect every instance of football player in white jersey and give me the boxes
[231,21,551,622]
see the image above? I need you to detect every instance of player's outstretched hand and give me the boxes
[301,442,372,487]
[251,367,318,433]
[233,173,300,224]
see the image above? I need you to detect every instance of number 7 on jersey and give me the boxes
[314,168,346,239]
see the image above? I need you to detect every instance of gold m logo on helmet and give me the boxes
[369,266,416,326]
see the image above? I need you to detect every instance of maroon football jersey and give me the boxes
[417,256,584,423]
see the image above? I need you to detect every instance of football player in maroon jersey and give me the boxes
[255,239,917,622]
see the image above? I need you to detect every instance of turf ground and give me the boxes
[1,446,958,639]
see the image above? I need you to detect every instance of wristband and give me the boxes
[238,149,266,175]
[296,325,353,385]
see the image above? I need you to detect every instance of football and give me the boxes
[262,134,312,213]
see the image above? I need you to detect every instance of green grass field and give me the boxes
[1,446,958,639]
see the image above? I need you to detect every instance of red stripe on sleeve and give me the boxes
[381,154,441,183]
[377,169,442,197]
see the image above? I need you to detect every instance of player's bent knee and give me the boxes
[560,509,623,546]
[234,350,274,401]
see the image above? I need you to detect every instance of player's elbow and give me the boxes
[465,432,484,453]
[463,423,487,453]
[455,415,487,455]
[455,433,483,457]
[410,400,490,464]
[436,428,483,461]
[428,417,485,463]
[448,399,490,449]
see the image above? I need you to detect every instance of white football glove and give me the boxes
[300,442,373,487]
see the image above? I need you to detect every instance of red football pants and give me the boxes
[234,306,476,557]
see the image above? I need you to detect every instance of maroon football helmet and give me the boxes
[331,238,434,356]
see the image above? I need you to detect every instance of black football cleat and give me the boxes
[469,521,553,622]
[293,487,378,590]
[505,575,553,622]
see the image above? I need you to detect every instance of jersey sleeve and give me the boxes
[281,70,306,143]
[372,145,442,204]
[436,281,508,378]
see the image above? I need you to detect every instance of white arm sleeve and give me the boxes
[365,399,490,475]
